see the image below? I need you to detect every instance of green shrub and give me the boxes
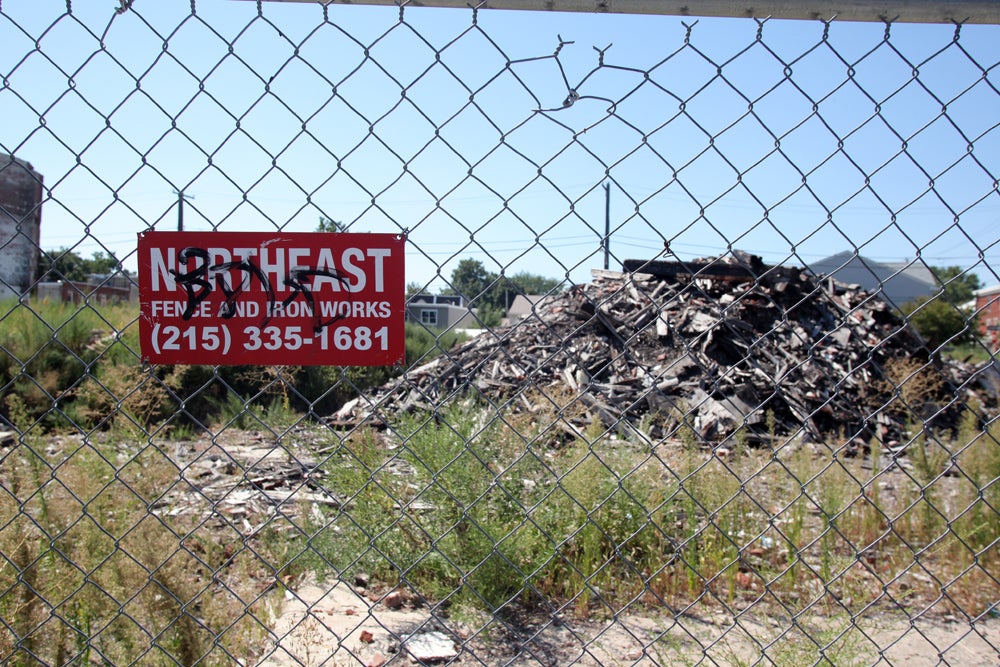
[308,401,681,614]
[0,299,469,434]
[0,300,132,430]
[901,296,975,351]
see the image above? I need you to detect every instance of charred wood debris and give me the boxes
[336,253,999,449]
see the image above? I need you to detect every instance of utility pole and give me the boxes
[603,182,611,270]
[174,189,194,231]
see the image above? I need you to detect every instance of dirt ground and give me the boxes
[139,428,997,667]
[257,576,1000,666]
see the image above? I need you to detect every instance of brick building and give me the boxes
[0,154,43,299]
[974,284,1000,350]
[36,277,136,305]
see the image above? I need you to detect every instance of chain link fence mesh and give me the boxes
[1,1,999,665]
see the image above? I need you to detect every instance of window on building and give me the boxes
[420,309,438,326]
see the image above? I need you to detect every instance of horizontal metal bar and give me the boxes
[243,0,1000,25]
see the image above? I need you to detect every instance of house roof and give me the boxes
[501,294,550,327]
[974,284,1000,298]
[408,293,466,307]
[883,261,937,286]
[805,252,939,307]
[506,294,546,317]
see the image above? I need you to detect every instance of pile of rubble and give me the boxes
[336,254,996,444]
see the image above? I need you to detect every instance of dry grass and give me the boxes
[0,425,282,666]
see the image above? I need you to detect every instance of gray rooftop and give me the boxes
[805,252,939,308]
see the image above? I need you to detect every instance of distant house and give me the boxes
[807,252,938,308]
[883,261,938,288]
[36,272,137,304]
[502,294,549,326]
[406,294,478,329]
[974,284,1000,347]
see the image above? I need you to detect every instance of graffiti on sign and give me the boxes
[138,231,405,366]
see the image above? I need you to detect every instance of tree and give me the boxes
[901,296,975,350]
[447,261,563,303]
[447,258,497,303]
[444,258,563,327]
[445,259,501,325]
[931,266,981,304]
[899,266,982,352]
[316,216,345,233]
[506,271,562,296]
[36,248,118,282]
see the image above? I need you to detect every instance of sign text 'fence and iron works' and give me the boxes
[138,231,406,366]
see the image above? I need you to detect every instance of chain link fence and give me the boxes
[2,0,999,664]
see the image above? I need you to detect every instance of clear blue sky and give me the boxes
[2,1,998,291]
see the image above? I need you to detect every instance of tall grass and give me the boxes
[0,411,278,665]
[306,403,678,614]
[0,298,140,430]
[306,397,1000,622]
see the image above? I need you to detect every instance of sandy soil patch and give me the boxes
[256,577,1000,666]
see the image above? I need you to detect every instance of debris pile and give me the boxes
[336,254,993,444]
[149,431,340,531]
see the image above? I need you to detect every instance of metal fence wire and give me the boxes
[1,0,1000,665]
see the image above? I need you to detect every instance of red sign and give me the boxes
[138,231,405,366]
